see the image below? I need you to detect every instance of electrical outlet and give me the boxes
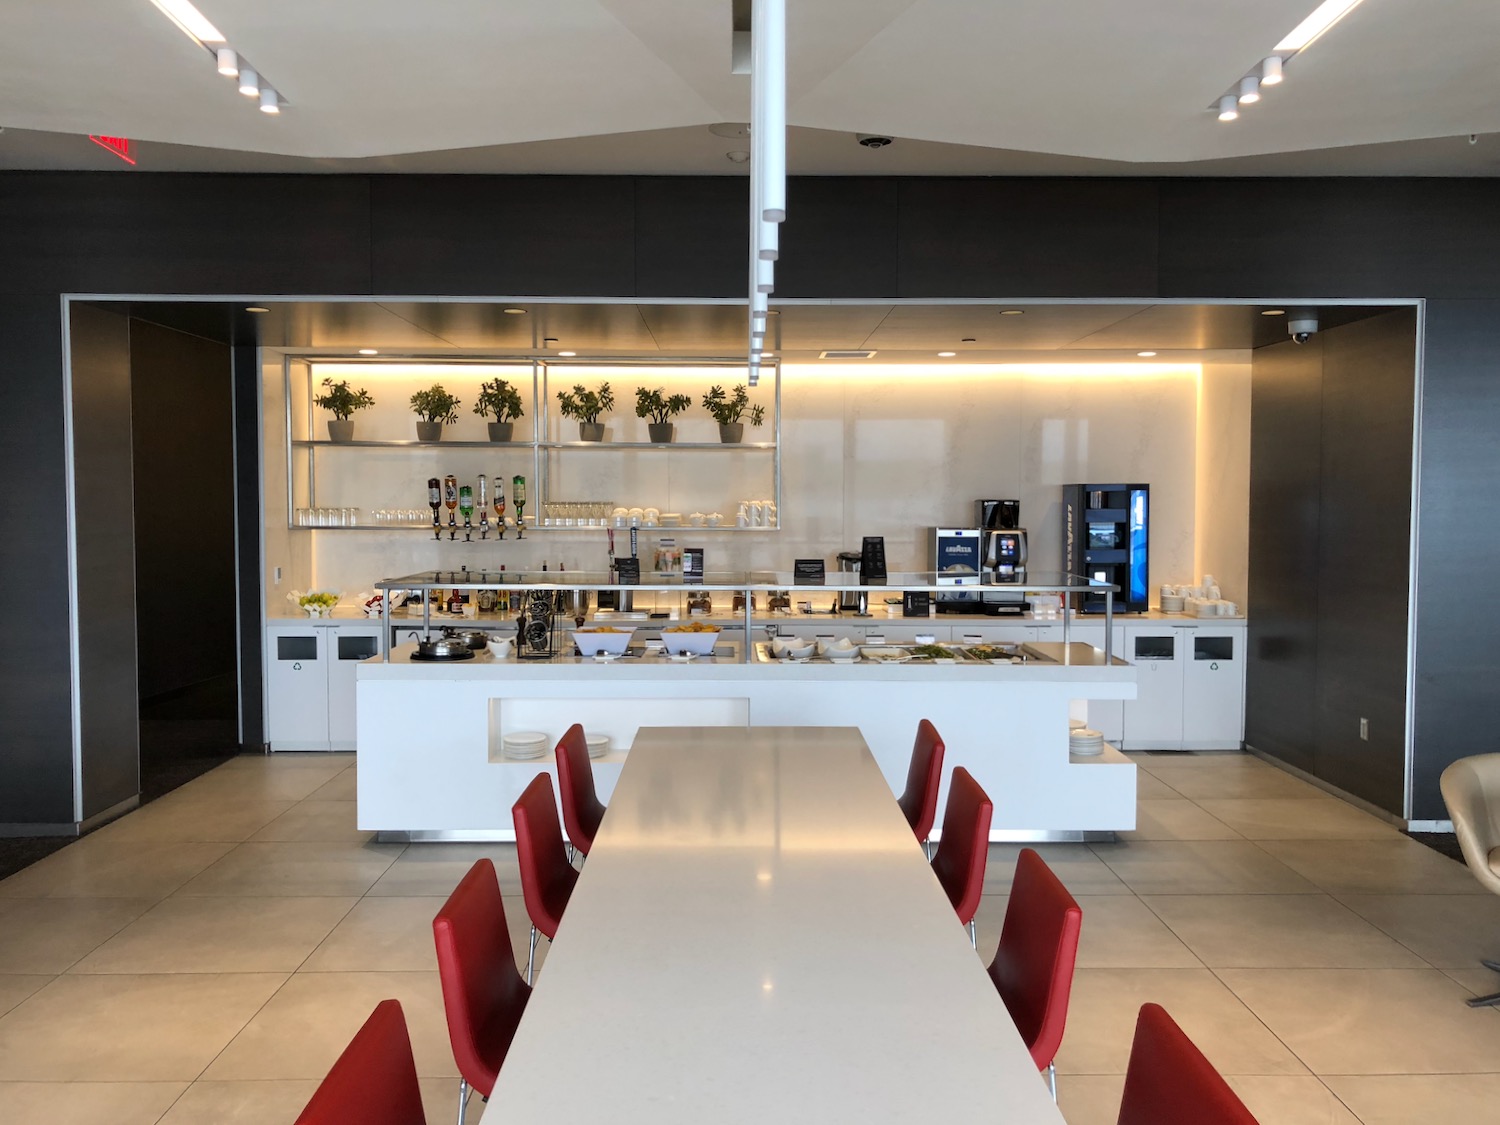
[274,566,283,585]
[1359,717,1369,741]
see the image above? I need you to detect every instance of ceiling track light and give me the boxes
[238,67,259,96]
[215,48,237,76]
[1238,75,1261,104]
[259,88,280,114]
[1217,95,1239,122]
[1260,55,1284,85]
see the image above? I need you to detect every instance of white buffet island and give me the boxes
[356,571,1138,842]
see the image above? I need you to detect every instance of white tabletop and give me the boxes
[484,725,1065,1124]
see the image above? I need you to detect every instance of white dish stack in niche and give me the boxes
[1068,727,1106,757]
[502,730,549,761]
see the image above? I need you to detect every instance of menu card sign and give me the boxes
[683,548,704,584]
[793,559,826,585]
[615,558,641,586]
[860,536,887,582]
[902,591,931,617]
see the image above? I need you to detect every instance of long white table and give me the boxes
[483,725,1066,1124]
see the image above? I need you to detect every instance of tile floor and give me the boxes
[0,750,1497,1123]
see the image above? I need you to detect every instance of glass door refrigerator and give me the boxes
[1063,483,1150,613]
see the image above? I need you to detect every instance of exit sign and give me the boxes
[88,135,136,165]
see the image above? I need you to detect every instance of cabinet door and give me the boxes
[265,629,330,749]
[1121,630,1185,747]
[1182,631,1246,748]
[328,626,383,749]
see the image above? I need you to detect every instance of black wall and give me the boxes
[1,172,1497,827]
[129,320,236,702]
[1246,312,1418,814]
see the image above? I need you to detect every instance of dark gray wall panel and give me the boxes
[0,297,75,824]
[1409,299,1500,820]
[632,176,744,298]
[0,174,372,296]
[233,343,265,750]
[895,179,1159,297]
[1158,180,1500,299]
[1313,311,1416,812]
[68,305,139,819]
[1246,337,1324,775]
[369,176,635,296]
[778,178,899,298]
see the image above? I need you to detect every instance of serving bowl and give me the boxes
[661,625,720,655]
[572,627,636,656]
[816,636,859,657]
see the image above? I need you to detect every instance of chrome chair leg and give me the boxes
[1467,990,1500,1008]
[565,842,576,864]
[1046,1062,1057,1102]
[967,918,977,949]
[923,838,933,861]
[527,925,539,984]
[457,1077,470,1125]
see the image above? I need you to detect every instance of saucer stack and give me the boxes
[1068,727,1106,757]
[585,733,610,760]
[502,730,549,761]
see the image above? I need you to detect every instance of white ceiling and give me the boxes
[3,0,1499,173]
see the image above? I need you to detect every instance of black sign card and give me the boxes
[683,547,704,584]
[615,557,641,586]
[793,559,826,585]
[860,536,888,582]
[903,591,931,617]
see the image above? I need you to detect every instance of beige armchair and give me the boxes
[1439,753,1500,1007]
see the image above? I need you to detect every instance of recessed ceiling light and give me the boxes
[245,306,270,313]
[1275,0,1368,52]
[937,351,957,358]
[557,351,577,357]
[543,337,558,343]
[767,309,782,316]
[148,0,225,45]
[358,349,378,355]
[502,307,527,315]
[1261,309,1285,316]
[1000,309,1025,316]
[961,337,976,343]
[1137,351,1157,357]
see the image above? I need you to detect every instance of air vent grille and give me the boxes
[818,350,877,359]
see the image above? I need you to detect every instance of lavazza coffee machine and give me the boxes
[978,499,1029,615]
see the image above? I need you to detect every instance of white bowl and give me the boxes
[572,627,635,656]
[778,641,815,660]
[487,637,514,659]
[816,636,859,657]
[660,628,720,655]
[826,648,859,663]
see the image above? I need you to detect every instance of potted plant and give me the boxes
[701,383,766,444]
[556,382,614,442]
[473,377,525,442]
[635,386,693,443]
[409,384,461,441]
[313,378,374,442]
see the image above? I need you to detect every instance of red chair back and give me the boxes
[1117,1003,1261,1125]
[555,723,607,856]
[513,772,579,939]
[897,719,946,844]
[929,766,993,924]
[987,847,1083,1070]
[432,859,532,1099]
[294,999,426,1125]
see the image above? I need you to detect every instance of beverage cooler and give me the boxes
[1064,483,1150,614]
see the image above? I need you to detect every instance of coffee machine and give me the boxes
[978,499,1029,615]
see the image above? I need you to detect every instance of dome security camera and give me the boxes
[856,134,894,149]
[1288,310,1318,344]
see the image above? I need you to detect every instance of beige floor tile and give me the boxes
[0,1081,187,1125]
[1439,966,1500,999]
[1217,968,1500,1074]
[1142,762,1327,800]
[1055,968,1307,1076]
[1120,798,1243,841]
[1089,840,1319,895]
[1323,1074,1500,1125]
[1336,893,1500,969]
[0,973,287,1081]
[1223,1076,1363,1125]
[0,841,235,901]
[1054,1074,1124,1125]
[366,843,523,897]
[87,799,296,844]
[247,800,372,844]
[0,976,52,1019]
[201,970,456,1081]
[306,769,358,801]
[155,1079,318,1124]
[218,752,354,770]
[72,896,357,974]
[301,894,541,977]
[976,894,1202,970]
[1133,770,1180,799]
[1256,838,1483,895]
[984,843,1130,896]
[1143,895,1426,969]
[174,841,403,897]
[1196,797,1396,841]
[163,765,348,804]
[0,898,154,973]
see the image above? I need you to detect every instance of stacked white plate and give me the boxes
[1068,717,1086,730]
[586,733,610,760]
[1160,595,1186,613]
[1069,727,1106,757]
[502,730,549,761]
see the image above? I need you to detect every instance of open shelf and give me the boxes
[292,439,534,449]
[538,441,775,451]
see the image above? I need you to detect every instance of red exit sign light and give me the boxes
[88,135,137,165]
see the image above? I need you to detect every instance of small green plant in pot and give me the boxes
[635,387,693,443]
[314,378,374,442]
[410,384,461,442]
[701,384,766,444]
[473,378,525,442]
[556,382,614,442]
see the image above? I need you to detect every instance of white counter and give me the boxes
[356,640,1137,842]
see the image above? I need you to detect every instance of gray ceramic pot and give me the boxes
[415,421,444,442]
[578,422,605,442]
[648,423,675,443]
[718,422,744,444]
[487,421,514,442]
[327,419,355,443]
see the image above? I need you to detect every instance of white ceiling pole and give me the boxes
[756,0,787,225]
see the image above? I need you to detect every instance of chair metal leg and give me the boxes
[923,838,933,861]
[565,842,575,864]
[527,925,539,984]
[1481,958,1500,974]
[967,918,977,949]
[1466,990,1500,1008]
[1046,1062,1057,1102]
[457,1077,470,1125]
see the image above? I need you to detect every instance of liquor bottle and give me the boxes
[493,477,507,540]
[512,475,526,538]
[443,474,458,539]
[476,475,490,536]
[427,477,441,538]
[458,485,474,531]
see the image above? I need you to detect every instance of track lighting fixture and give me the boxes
[1217,96,1239,122]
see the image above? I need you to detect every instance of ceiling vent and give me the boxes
[819,350,877,359]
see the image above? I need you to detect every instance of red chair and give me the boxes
[293,999,426,1125]
[555,723,606,858]
[929,766,993,947]
[433,859,532,1124]
[986,847,1083,1101]
[897,719,946,858]
[1117,1003,1261,1125]
[513,772,580,982]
